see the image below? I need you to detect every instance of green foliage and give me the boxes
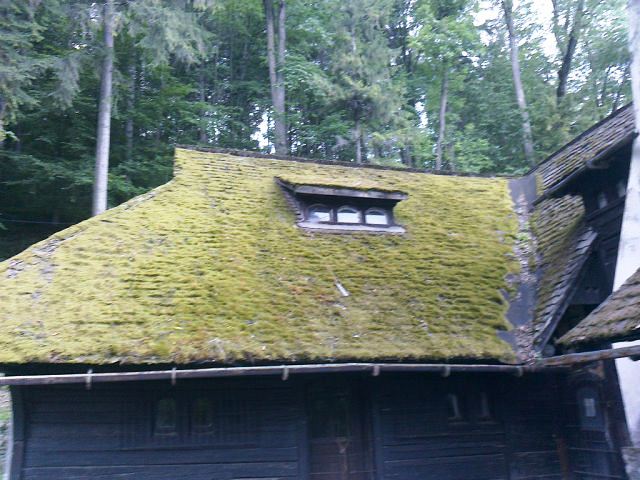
[0,0,51,138]
[0,0,631,242]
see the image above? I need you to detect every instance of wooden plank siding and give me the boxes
[374,375,509,480]
[5,372,624,480]
[19,379,302,480]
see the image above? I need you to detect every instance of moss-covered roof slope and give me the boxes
[530,195,595,347]
[0,149,520,365]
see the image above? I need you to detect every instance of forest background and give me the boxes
[0,0,630,257]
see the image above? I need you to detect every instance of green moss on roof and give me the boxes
[0,149,520,365]
[530,195,589,342]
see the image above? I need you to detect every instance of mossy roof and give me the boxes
[0,148,520,365]
[559,267,640,346]
[530,195,596,347]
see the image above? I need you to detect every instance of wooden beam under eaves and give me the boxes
[537,344,640,367]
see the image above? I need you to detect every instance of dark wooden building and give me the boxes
[1,110,639,479]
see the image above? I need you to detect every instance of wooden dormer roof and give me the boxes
[535,104,635,199]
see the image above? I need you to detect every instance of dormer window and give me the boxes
[277,177,406,233]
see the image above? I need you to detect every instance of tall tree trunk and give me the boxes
[612,63,631,113]
[400,147,413,167]
[502,0,535,167]
[354,116,362,164]
[598,65,613,109]
[556,0,585,103]
[447,142,456,172]
[92,0,114,216]
[275,0,286,152]
[0,95,6,148]
[435,65,448,171]
[125,61,136,163]
[198,63,207,144]
[264,0,287,154]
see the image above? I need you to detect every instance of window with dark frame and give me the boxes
[135,392,259,447]
[192,398,214,433]
[446,391,494,424]
[478,392,493,421]
[154,398,178,436]
[577,386,605,430]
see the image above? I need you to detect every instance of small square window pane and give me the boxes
[478,392,492,420]
[597,192,608,209]
[337,207,361,223]
[583,397,597,418]
[155,398,177,434]
[365,209,388,225]
[308,206,331,223]
[193,398,214,432]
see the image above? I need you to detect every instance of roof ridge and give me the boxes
[176,145,515,179]
[527,102,634,175]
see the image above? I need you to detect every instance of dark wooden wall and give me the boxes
[562,363,628,480]
[16,379,303,480]
[554,153,629,342]
[6,372,626,480]
[570,150,630,292]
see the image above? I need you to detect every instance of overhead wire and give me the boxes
[0,217,74,226]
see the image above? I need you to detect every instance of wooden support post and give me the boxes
[7,386,25,480]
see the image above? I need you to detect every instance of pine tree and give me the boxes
[322,0,404,163]
[0,0,48,144]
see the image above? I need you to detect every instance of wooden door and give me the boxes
[307,381,374,480]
